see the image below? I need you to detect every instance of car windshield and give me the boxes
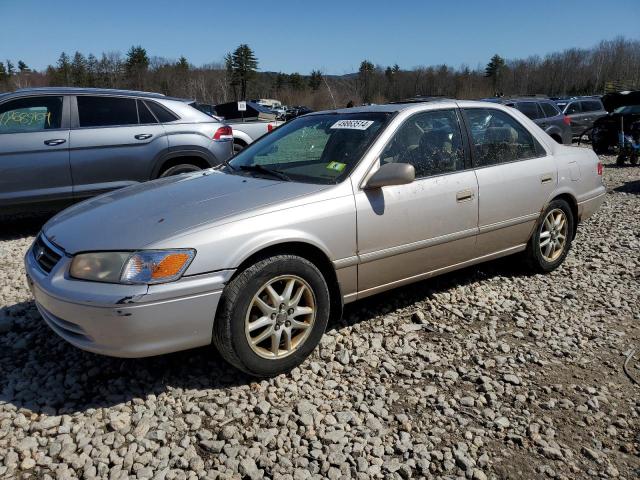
[227,112,390,184]
[614,105,640,114]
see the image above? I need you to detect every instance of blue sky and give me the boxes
[1,0,639,74]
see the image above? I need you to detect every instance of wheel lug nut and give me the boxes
[288,308,294,315]
[285,321,291,327]
[271,313,276,319]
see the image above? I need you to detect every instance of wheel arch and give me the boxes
[547,191,579,239]
[151,150,216,178]
[231,240,343,324]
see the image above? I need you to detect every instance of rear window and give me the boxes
[145,101,179,123]
[78,96,138,127]
[540,102,560,118]
[515,102,543,120]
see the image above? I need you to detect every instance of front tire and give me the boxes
[213,255,330,377]
[525,199,574,273]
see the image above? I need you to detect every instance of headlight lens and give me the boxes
[70,249,195,284]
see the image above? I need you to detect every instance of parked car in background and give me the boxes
[211,101,283,152]
[0,87,233,215]
[555,97,607,138]
[485,97,572,144]
[591,90,640,155]
[25,100,605,376]
[285,106,313,121]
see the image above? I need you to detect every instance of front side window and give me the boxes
[464,108,540,167]
[228,112,390,184]
[515,102,543,120]
[0,96,63,134]
[77,96,138,127]
[380,109,465,178]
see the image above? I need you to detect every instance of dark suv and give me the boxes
[0,88,233,214]
[555,97,607,139]
[485,98,572,144]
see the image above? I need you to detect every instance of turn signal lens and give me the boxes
[120,250,195,284]
[563,115,571,126]
[597,162,603,175]
[213,126,233,141]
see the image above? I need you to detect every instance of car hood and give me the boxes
[44,171,328,253]
[601,91,640,112]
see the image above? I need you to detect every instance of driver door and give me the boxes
[354,109,479,297]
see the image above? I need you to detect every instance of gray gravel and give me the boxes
[1,153,639,479]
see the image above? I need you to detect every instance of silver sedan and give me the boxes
[25,100,606,376]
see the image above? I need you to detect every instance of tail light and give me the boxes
[213,126,233,141]
[267,123,274,132]
[563,116,571,126]
[597,161,603,175]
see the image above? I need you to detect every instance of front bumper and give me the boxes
[24,240,233,358]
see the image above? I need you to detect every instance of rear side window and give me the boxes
[582,100,604,112]
[515,102,543,120]
[464,108,540,167]
[0,96,63,134]
[540,102,560,118]
[145,101,179,123]
[137,100,158,124]
[78,96,138,127]
[565,102,581,115]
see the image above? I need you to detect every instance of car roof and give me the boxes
[485,97,555,104]
[307,97,457,115]
[5,87,190,102]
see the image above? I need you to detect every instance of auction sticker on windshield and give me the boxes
[330,119,374,130]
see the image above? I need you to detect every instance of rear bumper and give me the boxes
[578,191,606,222]
[25,243,232,358]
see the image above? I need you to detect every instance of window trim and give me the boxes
[460,107,548,170]
[515,101,544,120]
[0,94,69,135]
[375,107,473,182]
[144,100,180,123]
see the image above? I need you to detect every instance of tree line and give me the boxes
[2,37,639,110]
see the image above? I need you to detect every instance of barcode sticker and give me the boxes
[330,119,374,130]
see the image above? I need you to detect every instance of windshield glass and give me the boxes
[614,105,640,114]
[227,112,391,184]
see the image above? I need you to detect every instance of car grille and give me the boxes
[33,235,63,274]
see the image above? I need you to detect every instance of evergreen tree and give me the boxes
[56,52,72,84]
[485,54,506,95]
[0,62,7,83]
[125,45,149,89]
[71,51,88,86]
[227,44,258,99]
[6,60,15,75]
[309,69,322,91]
[17,60,29,73]
[288,72,304,90]
[359,60,375,103]
[176,56,189,72]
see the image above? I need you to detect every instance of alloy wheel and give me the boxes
[539,208,568,262]
[244,275,316,359]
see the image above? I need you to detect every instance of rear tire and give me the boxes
[616,154,626,166]
[524,199,574,273]
[593,142,609,155]
[233,141,245,154]
[212,255,330,377]
[159,163,202,177]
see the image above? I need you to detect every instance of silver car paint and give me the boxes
[26,100,606,357]
[0,89,233,212]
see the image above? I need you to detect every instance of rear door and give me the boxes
[463,107,556,256]
[69,95,168,199]
[564,101,585,136]
[0,95,72,211]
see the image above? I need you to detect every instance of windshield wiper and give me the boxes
[239,164,292,181]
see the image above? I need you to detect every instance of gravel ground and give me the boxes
[0,154,639,480]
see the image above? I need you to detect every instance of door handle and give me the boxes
[44,139,66,146]
[134,134,153,140]
[456,189,474,202]
[540,175,553,184]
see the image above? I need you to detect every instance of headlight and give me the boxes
[70,249,195,285]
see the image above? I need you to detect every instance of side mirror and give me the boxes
[364,162,415,189]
